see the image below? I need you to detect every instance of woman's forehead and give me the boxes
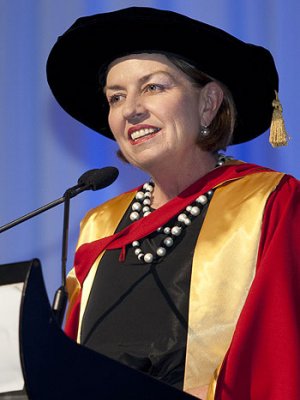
[106,53,184,85]
[108,52,172,69]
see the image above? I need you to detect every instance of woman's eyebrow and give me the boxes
[104,70,173,92]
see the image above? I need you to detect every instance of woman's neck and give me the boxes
[149,151,218,208]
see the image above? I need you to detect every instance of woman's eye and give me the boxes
[108,94,123,105]
[145,83,164,92]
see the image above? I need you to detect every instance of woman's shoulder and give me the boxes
[82,189,137,224]
[75,189,138,248]
[229,159,299,185]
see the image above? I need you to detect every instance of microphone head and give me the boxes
[78,167,119,190]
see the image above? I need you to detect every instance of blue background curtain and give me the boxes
[0,0,299,300]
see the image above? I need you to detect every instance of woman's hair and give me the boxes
[100,52,237,161]
[167,55,236,152]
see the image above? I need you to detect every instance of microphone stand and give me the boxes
[0,197,65,234]
[0,186,87,234]
[0,167,119,235]
[0,167,119,326]
[0,184,87,326]
[51,188,72,327]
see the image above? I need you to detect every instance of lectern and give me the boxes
[0,259,195,399]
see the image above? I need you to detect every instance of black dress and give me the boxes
[81,199,210,389]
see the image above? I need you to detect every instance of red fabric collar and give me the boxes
[74,162,269,285]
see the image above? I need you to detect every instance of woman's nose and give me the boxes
[122,95,147,122]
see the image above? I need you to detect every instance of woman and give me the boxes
[46,7,300,400]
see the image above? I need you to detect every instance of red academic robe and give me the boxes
[65,162,300,399]
[216,174,300,399]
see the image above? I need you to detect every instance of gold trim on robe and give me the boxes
[66,169,284,397]
[74,191,136,340]
[183,171,284,395]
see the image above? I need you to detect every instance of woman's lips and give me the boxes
[128,126,161,144]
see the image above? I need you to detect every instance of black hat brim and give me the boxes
[46,7,279,145]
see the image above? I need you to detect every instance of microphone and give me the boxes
[0,167,119,326]
[78,167,119,190]
[0,167,119,233]
[52,166,119,326]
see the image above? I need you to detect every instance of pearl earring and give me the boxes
[200,125,210,137]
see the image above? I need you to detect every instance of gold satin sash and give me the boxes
[183,171,284,394]
[75,191,136,340]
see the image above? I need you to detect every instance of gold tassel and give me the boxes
[269,90,289,147]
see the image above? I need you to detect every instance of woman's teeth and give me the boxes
[131,128,159,140]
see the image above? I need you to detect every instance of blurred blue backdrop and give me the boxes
[0,0,299,301]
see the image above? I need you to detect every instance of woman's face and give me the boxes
[105,53,205,171]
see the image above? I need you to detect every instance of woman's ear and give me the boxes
[199,82,224,126]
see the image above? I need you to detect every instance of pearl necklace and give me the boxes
[129,154,228,264]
